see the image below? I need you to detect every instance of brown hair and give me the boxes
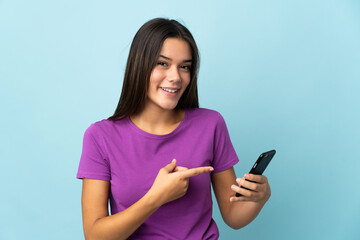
[107,18,200,121]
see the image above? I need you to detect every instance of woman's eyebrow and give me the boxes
[159,55,192,63]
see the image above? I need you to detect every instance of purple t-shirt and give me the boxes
[77,108,239,239]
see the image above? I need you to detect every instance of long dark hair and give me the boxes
[107,18,200,121]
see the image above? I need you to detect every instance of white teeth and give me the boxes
[161,87,178,93]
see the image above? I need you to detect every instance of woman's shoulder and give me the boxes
[84,117,128,137]
[187,107,221,116]
[186,107,222,123]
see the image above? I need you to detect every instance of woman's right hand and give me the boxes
[148,159,213,206]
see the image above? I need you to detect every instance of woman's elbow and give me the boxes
[224,217,250,230]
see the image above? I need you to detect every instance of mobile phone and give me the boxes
[236,150,276,197]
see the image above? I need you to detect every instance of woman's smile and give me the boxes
[160,87,180,93]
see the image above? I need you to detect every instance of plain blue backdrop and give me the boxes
[1,0,359,239]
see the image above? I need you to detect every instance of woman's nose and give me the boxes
[167,66,181,82]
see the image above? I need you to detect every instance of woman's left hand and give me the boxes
[230,174,271,204]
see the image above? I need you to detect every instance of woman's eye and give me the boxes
[157,62,167,67]
[181,65,191,71]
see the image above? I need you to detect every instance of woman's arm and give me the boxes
[81,178,162,240]
[81,159,213,240]
[211,167,271,229]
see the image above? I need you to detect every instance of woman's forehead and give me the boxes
[159,38,192,61]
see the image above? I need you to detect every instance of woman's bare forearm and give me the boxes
[87,192,160,240]
[225,200,266,229]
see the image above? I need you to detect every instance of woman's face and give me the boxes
[146,37,192,111]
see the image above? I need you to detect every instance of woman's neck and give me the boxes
[130,106,185,135]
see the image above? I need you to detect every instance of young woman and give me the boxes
[77,18,271,240]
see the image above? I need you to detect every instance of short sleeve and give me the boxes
[76,123,111,181]
[212,113,239,173]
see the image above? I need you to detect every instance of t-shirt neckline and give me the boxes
[126,109,188,139]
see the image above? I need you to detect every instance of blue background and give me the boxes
[1,0,359,239]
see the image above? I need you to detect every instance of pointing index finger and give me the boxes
[180,166,214,178]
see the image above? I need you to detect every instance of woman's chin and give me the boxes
[158,102,179,111]
[146,98,180,111]
[161,105,177,111]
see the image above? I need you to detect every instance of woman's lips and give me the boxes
[160,87,179,96]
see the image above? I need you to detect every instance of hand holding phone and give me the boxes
[235,150,276,197]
